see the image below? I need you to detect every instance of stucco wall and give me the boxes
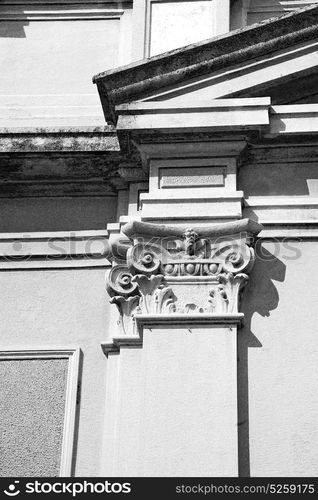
[102,325,238,476]
[0,19,119,96]
[240,240,318,476]
[0,2,133,125]
[239,162,318,197]
[0,197,117,232]
[1,239,317,476]
[0,267,111,476]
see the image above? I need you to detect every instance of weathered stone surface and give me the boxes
[0,127,143,196]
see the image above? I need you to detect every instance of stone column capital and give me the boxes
[103,218,262,356]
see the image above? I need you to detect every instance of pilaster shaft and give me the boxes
[102,218,261,476]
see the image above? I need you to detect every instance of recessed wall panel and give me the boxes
[150,1,214,56]
[0,357,68,476]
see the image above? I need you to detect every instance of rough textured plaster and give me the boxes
[0,359,68,477]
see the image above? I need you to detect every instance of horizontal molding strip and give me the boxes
[0,230,112,269]
[245,196,318,206]
[0,8,124,21]
[0,347,78,360]
[244,197,318,235]
[258,221,318,238]
[249,1,318,13]
[1,221,318,271]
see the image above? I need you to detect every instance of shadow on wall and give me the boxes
[238,241,286,477]
[70,349,84,476]
[0,6,29,38]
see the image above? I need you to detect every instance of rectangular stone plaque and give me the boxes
[159,166,225,188]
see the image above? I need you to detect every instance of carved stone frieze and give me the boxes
[105,219,262,338]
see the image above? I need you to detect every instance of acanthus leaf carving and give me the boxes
[216,272,249,313]
[131,274,177,314]
[110,295,140,336]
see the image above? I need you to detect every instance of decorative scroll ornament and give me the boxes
[127,243,161,275]
[106,264,139,298]
[212,244,255,274]
[106,264,140,336]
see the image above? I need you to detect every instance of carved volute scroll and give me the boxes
[105,218,262,338]
[106,264,140,336]
[127,243,162,276]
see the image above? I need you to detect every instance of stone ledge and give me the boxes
[135,313,244,328]
[101,336,142,357]
[0,126,119,153]
[0,125,129,196]
[101,313,244,357]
